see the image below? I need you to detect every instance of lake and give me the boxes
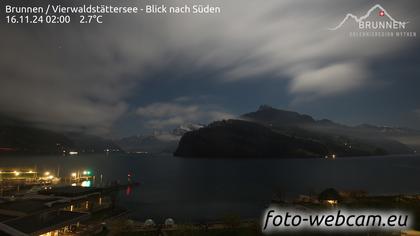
[1,154,419,222]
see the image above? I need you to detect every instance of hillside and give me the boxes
[175,106,415,158]
[175,119,328,158]
[0,116,121,155]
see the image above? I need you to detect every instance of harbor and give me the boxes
[0,165,138,235]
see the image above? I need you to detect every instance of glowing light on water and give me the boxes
[81,180,91,187]
[126,186,132,196]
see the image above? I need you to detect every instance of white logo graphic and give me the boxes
[329,4,409,31]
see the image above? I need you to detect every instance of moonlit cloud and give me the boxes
[135,102,233,128]
[289,62,368,97]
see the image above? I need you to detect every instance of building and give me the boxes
[0,186,116,235]
[318,188,341,206]
[0,169,37,183]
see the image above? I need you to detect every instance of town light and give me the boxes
[14,171,20,176]
[327,200,338,206]
[71,172,77,178]
[44,171,50,176]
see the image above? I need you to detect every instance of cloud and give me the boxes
[0,0,418,133]
[289,62,368,97]
[135,102,233,129]
[0,22,137,134]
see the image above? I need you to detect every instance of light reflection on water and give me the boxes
[0,154,419,221]
[81,180,91,187]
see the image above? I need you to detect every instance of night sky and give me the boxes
[0,0,419,137]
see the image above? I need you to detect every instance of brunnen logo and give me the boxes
[328,4,416,38]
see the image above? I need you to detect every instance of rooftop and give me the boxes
[0,199,59,214]
[3,210,88,235]
[0,214,15,222]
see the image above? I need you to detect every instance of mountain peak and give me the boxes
[241,106,315,127]
[258,104,274,111]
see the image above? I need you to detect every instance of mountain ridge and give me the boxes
[0,116,121,155]
[175,105,417,158]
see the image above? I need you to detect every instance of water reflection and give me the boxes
[81,180,92,187]
[0,154,419,221]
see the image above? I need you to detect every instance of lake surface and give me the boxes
[1,154,419,222]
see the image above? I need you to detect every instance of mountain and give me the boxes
[175,119,328,158]
[65,132,121,153]
[172,123,204,136]
[0,123,73,154]
[241,105,345,128]
[241,106,417,153]
[0,116,121,155]
[241,105,315,127]
[116,123,204,154]
[116,133,179,154]
[175,106,416,158]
